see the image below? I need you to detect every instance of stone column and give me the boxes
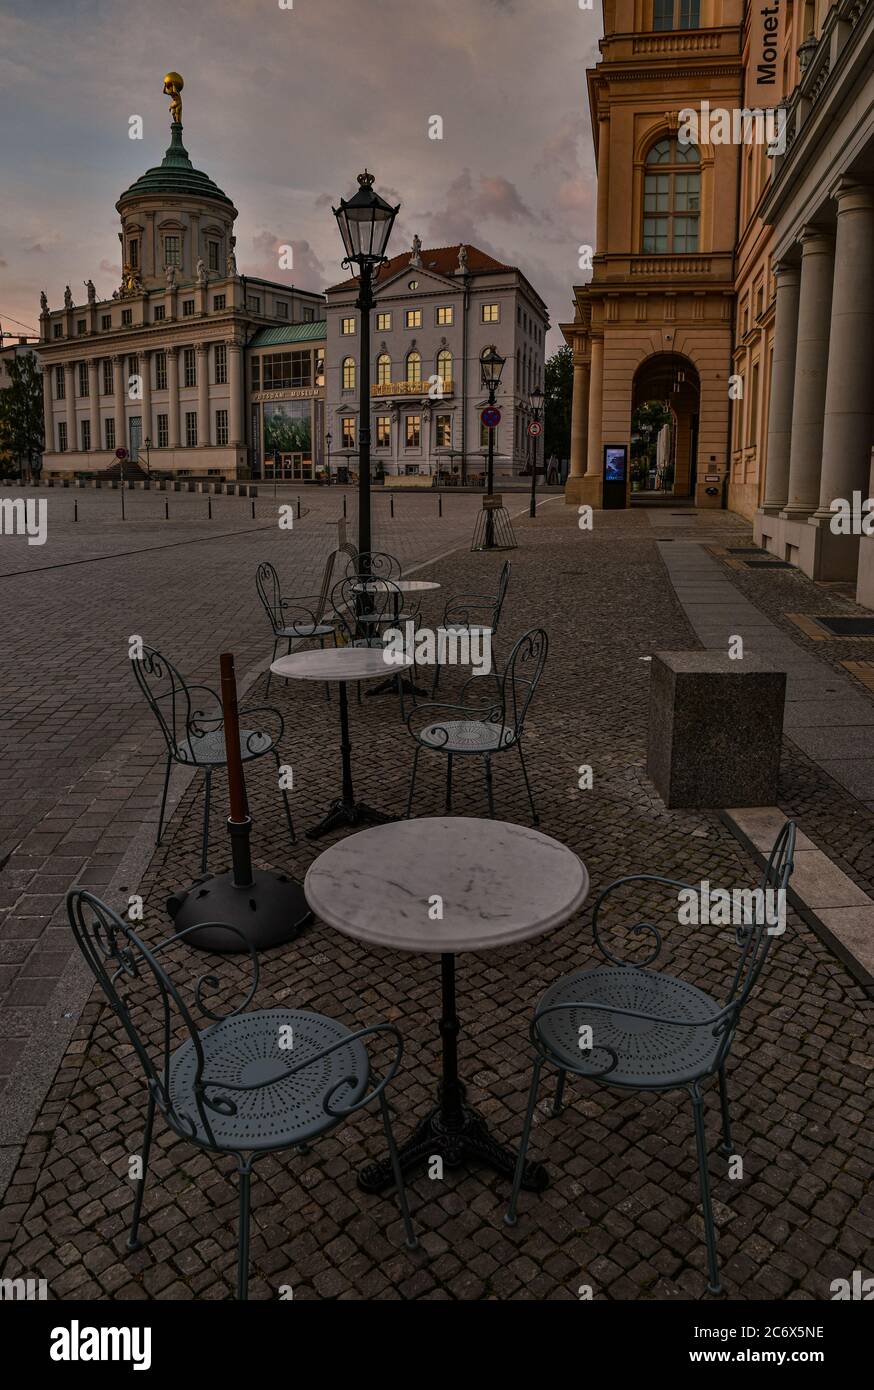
[595,113,610,253]
[781,228,834,518]
[228,340,243,445]
[43,368,55,453]
[586,334,604,480]
[813,183,874,517]
[564,353,590,505]
[65,364,77,453]
[87,358,100,451]
[196,342,210,448]
[761,262,800,511]
[113,354,127,454]
[144,212,156,278]
[166,346,180,448]
[140,350,152,449]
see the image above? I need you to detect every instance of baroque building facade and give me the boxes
[325,244,548,481]
[38,80,323,480]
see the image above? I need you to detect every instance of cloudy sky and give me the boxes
[0,0,599,353]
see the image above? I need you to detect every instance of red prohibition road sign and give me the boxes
[481,406,501,428]
[527,420,542,437]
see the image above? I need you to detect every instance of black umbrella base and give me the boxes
[358,1100,549,1194]
[305,798,396,840]
[166,868,311,952]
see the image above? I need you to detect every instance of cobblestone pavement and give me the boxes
[0,484,487,1189]
[0,500,870,1300]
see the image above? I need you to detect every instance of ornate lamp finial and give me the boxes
[357,169,375,188]
[163,72,184,126]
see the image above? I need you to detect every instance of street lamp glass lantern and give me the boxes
[480,345,506,392]
[529,386,545,412]
[333,170,399,270]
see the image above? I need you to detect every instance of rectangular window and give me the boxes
[276,301,289,319]
[208,240,220,272]
[405,309,422,329]
[184,348,196,388]
[155,352,167,390]
[77,319,86,336]
[315,347,325,386]
[251,356,260,391]
[55,365,65,400]
[182,299,195,317]
[436,414,452,448]
[215,408,229,446]
[247,295,262,313]
[303,308,314,322]
[58,421,67,452]
[341,317,356,335]
[102,359,113,394]
[157,413,169,447]
[100,313,111,331]
[185,411,198,447]
[261,351,312,390]
[482,303,500,323]
[405,415,421,448]
[342,416,356,449]
[480,421,497,447]
[129,238,139,268]
[377,312,392,331]
[53,323,63,338]
[154,304,166,321]
[104,417,116,449]
[748,363,760,446]
[213,294,226,311]
[376,415,391,448]
[121,309,132,326]
[215,344,227,385]
[78,362,88,397]
[164,235,181,266]
[436,306,454,325]
[81,419,91,451]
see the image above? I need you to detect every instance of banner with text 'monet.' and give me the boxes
[746,0,784,109]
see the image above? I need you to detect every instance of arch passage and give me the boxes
[631,353,700,499]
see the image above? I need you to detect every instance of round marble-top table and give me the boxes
[271,646,412,840]
[305,816,589,1193]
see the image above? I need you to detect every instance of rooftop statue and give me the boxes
[163,71,184,126]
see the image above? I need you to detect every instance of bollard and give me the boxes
[390,494,394,518]
[343,493,347,519]
[74,499,78,522]
[208,496,212,520]
[165,499,169,520]
[251,498,255,520]
[297,494,301,519]
[438,492,442,518]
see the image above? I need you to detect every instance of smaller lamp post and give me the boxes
[480,345,505,549]
[326,430,333,483]
[142,434,152,478]
[528,385,544,518]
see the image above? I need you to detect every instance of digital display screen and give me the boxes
[604,445,627,483]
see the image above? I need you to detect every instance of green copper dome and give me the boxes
[116,124,234,210]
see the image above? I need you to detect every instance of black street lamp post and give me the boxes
[142,434,152,478]
[528,385,544,519]
[480,345,505,550]
[325,430,332,483]
[333,171,399,573]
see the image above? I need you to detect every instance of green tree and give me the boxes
[0,353,44,478]
[631,399,672,483]
[544,344,573,461]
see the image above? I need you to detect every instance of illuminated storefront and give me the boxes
[247,322,326,480]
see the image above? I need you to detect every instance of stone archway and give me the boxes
[631,353,700,499]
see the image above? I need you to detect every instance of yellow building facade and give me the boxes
[564,0,743,510]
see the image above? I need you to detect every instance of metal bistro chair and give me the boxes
[405,627,548,822]
[66,889,417,1300]
[256,554,338,697]
[132,645,295,875]
[431,558,511,695]
[505,821,797,1297]
[331,574,413,716]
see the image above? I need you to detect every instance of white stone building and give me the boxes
[325,243,548,482]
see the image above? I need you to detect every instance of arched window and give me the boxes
[653,0,700,30]
[643,138,700,253]
[436,349,452,390]
[342,356,356,390]
[406,350,421,384]
[377,352,392,386]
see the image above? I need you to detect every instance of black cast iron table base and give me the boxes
[358,952,549,1195]
[305,797,395,840]
[366,672,430,700]
[358,1097,549,1194]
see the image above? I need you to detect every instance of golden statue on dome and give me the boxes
[163,72,184,125]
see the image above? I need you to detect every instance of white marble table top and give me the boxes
[270,645,412,682]
[352,578,441,593]
[304,816,589,953]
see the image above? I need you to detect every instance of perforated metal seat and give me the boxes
[420,719,516,753]
[536,966,724,1089]
[169,1008,369,1151]
[277,622,335,640]
[177,728,273,766]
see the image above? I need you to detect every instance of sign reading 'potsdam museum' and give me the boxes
[747,0,784,107]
